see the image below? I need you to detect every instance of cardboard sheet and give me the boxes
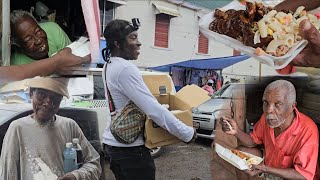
[143,74,210,148]
[143,75,173,95]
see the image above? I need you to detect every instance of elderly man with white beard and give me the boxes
[220,80,319,180]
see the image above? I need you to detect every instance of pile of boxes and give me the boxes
[142,74,209,148]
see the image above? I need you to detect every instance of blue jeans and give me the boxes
[104,144,155,180]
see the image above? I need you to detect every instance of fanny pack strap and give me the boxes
[102,63,116,114]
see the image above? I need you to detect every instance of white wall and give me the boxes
[114,0,234,68]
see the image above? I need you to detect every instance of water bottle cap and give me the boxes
[72,138,79,144]
[66,142,73,148]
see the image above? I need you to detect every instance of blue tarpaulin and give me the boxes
[149,55,250,72]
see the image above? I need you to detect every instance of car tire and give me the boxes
[150,147,163,158]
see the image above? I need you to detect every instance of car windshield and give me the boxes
[0,110,16,124]
[212,84,233,98]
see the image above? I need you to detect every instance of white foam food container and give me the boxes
[215,143,264,170]
[199,1,308,70]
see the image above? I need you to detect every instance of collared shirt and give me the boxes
[250,108,319,180]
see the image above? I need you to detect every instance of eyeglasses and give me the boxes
[34,89,63,105]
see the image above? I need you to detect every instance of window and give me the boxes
[233,49,241,56]
[154,14,170,48]
[99,0,115,36]
[198,32,208,54]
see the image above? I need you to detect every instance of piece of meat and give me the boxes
[245,2,257,19]
[242,26,255,46]
[272,45,290,57]
[208,3,275,50]
[225,11,245,39]
[255,3,273,21]
[209,19,219,32]
[224,9,237,20]
[214,9,225,19]
[217,19,228,34]
[257,36,274,48]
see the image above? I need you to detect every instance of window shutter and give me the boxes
[198,32,208,54]
[155,14,170,48]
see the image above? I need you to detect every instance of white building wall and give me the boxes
[114,0,234,68]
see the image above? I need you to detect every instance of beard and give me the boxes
[266,114,286,128]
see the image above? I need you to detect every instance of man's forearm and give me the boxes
[264,166,306,180]
[235,130,256,147]
[275,0,320,12]
[0,58,57,85]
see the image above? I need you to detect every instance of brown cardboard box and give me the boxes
[142,74,210,148]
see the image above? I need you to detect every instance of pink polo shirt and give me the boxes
[250,108,319,180]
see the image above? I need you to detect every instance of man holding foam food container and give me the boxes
[219,80,319,180]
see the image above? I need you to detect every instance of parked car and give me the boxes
[192,83,245,139]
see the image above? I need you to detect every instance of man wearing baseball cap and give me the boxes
[0,77,101,180]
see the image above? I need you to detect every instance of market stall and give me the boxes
[150,55,250,91]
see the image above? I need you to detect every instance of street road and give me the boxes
[104,138,212,180]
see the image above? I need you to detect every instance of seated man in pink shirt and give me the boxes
[202,79,215,96]
[220,80,319,180]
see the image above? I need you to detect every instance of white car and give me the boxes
[192,83,245,139]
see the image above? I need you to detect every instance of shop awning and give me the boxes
[149,55,250,72]
[152,2,180,17]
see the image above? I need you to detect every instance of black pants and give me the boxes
[104,144,155,180]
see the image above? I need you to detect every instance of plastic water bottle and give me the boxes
[72,138,83,168]
[63,142,77,173]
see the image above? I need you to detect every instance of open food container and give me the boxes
[199,1,308,70]
[215,143,264,170]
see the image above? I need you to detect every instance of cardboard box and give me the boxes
[215,143,263,170]
[142,74,210,148]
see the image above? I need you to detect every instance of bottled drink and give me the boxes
[63,142,77,173]
[72,138,83,168]
[249,123,254,132]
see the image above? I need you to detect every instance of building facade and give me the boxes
[99,0,235,68]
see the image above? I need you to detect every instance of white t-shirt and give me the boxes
[102,57,194,147]
[0,115,101,180]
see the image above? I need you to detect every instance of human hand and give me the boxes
[186,128,197,144]
[219,116,238,135]
[290,19,320,67]
[56,173,77,180]
[250,163,268,172]
[243,167,263,177]
[54,47,91,73]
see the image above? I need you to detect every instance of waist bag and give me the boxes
[110,100,146,144]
